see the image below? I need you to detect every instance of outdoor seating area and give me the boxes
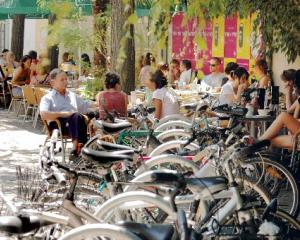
[0,0,300,239]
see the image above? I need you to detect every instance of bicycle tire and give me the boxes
[58,223,142,240]
[241,156,300,217]
[220,208,300,239]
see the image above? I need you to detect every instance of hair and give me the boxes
[181,59,192,70]
[1,49,8,54]
[139,55,144,68]
[281,69,296,82]
[28,50,37,60]
[170,59,180,65]
[105,72,120,89]
[62,52,69,61]
[224,62,239,75]
[150,70,168,89]
[81,53,91,67]
[144,52,153,66]
[234,67,249,80]
[255,59,268,74]
[157,62,169,72]
[295,69,300,91]
[211,57,221,65]
[49,68,64,80]
[20,55,32,69]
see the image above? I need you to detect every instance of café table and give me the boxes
[241,114,275,138]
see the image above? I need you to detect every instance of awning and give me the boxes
[0,0,182,19]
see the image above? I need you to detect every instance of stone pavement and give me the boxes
[0,109,46,194]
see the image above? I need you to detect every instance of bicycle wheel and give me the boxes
[94,191,176,224]
[240,157,300,217]
[58,223,142,240]
[219,208,300,239]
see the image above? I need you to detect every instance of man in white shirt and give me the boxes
[201,57,226,90]
[178,59,192,88]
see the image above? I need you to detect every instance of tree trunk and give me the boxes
[48,14,59,70]
[111,0,135,94]
[93,0,109,71]
[11,14,25,61]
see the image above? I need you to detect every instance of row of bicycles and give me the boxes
[1,93,300,239]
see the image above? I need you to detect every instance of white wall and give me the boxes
[23,19,37,55]
[272,52,300,92]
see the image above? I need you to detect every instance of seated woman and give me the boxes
[3,51,18,81]
[11,55,32,97]
[146,70,179,120]
[30,64,50,86]
[97,72,128,119]
[254,59,271,89]
[219,66,249,105]
[281,69,297,110]
[260,70,300,148]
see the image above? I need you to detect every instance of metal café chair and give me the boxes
[7,81,24,115]
[21,85,38,124]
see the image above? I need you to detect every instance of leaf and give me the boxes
[127,13,138,24]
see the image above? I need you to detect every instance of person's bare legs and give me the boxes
[269,135,294,149]
[260,112,300,140]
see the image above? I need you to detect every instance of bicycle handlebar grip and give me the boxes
[51,166,66,186]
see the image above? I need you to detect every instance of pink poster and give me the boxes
[224,16,237,58]
[172,13,213,73]
[236,59,249,69]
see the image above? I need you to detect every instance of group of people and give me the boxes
[2,46,300,159]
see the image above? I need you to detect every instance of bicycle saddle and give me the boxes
[118,222,174,240]
[151,172,228,194]
[213,104,247,117]
[81,147,134,165]
[94,120,132,133]
[0,215,50,234]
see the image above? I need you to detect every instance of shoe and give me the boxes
[69,149,79,162]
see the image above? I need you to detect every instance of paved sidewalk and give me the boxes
[0,110,45,194]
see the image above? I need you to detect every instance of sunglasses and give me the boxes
[210,64,216,67]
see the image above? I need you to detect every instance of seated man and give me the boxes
[201,57,226,91]
[40,68,98,160]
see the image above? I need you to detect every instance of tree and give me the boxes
[93,0,109,70]
[111,0,135,94]
[225,0,300,63]
[11,14,25,61]
[48,14,59,69]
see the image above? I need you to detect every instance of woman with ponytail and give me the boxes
[146,70,179,119]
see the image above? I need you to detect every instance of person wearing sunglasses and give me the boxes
[201,57,226,91]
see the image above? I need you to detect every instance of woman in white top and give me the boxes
[219,66,249,105]
[146,70,180,119]
[178,59,192,89]
[219,62,239,105]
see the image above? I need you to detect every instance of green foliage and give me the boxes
[225,0,300,63]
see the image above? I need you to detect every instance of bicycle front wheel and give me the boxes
[240,157,300,217]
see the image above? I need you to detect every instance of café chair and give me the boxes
[21,85,38,124]
[7,81,25,116]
